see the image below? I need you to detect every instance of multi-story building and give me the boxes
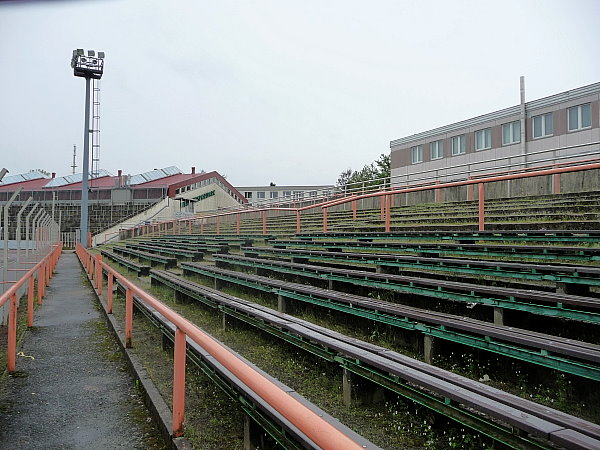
[235,184,335,207]
[390,80,600,186]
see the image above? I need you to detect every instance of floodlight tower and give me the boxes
[71,49,105,247]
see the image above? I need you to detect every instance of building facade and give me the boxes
[235,184,335,207]
[390,81,600,186]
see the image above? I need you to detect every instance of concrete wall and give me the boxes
[92,182,246,246]
[395,168,600,205]
[175,184,243,213]
[93,197,175,246]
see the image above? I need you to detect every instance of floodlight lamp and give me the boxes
[71,48,105,79]
[0,168,8,182]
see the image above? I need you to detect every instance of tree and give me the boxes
[336,153,390,192]
[336,168,354,187]
[373,153,390,180]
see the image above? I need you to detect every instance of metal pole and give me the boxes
[16,196,33,264]
[31,210,44,255]
[25,203,39,260]
[48,220,55,245]
[3,188,23,293]
[46,218,54,247]
[51,191,56,221]
[80,76,92,248]
[42,216,51,250]
[53,220,59,244]
[40,217,50,251]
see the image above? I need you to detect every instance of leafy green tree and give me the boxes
[336,153,390,192]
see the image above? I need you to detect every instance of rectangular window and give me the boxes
[270,191,278,199]
[244,191,252,199]
[568,103,592,131]
[451,135,465,155]
[502,121,521,145]
[283,191,291,197]
[411,145,423,164]
[533,113,553,138]
[309,191,317,197]
[474,128,491,151]
[257,191,265,199]
[430,140,443,160]
[293,191,304,199]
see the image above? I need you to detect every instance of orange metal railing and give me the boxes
[112,158,600,241]
[76,244,364,448]
[318,160,600,233]
[0,242,62,373]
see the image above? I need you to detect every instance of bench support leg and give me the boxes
[424,334,435,365]
[222,312,230,331]
[493,307,504,326]
[161,332,172,351]
[342,368,385,407]
[277,294,288,314]
[291,257,309,265]
[376,265,396,275]
[243,416,263,450]
[556,282,590,296]
[174,289,185,304]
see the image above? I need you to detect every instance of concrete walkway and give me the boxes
[0,252,163,449]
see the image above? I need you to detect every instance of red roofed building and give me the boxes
[0,167,246,240]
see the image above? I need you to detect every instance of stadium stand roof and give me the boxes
[46,169,113,188]
[0,166,247,204]
[0,170,47,188]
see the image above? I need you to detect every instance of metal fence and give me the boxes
[0,196,60,325]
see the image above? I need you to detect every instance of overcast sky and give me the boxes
[1,0,599,186]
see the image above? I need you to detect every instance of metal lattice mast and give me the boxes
[71,48,105,247]
[91,79,101,179]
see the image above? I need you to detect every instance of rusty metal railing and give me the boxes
[107,158,600,243]
[0,243,62,373]
[75,244,364,448]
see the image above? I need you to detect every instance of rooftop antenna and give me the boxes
[71,144,77,174]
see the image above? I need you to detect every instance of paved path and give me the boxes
[0,252,163,449]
